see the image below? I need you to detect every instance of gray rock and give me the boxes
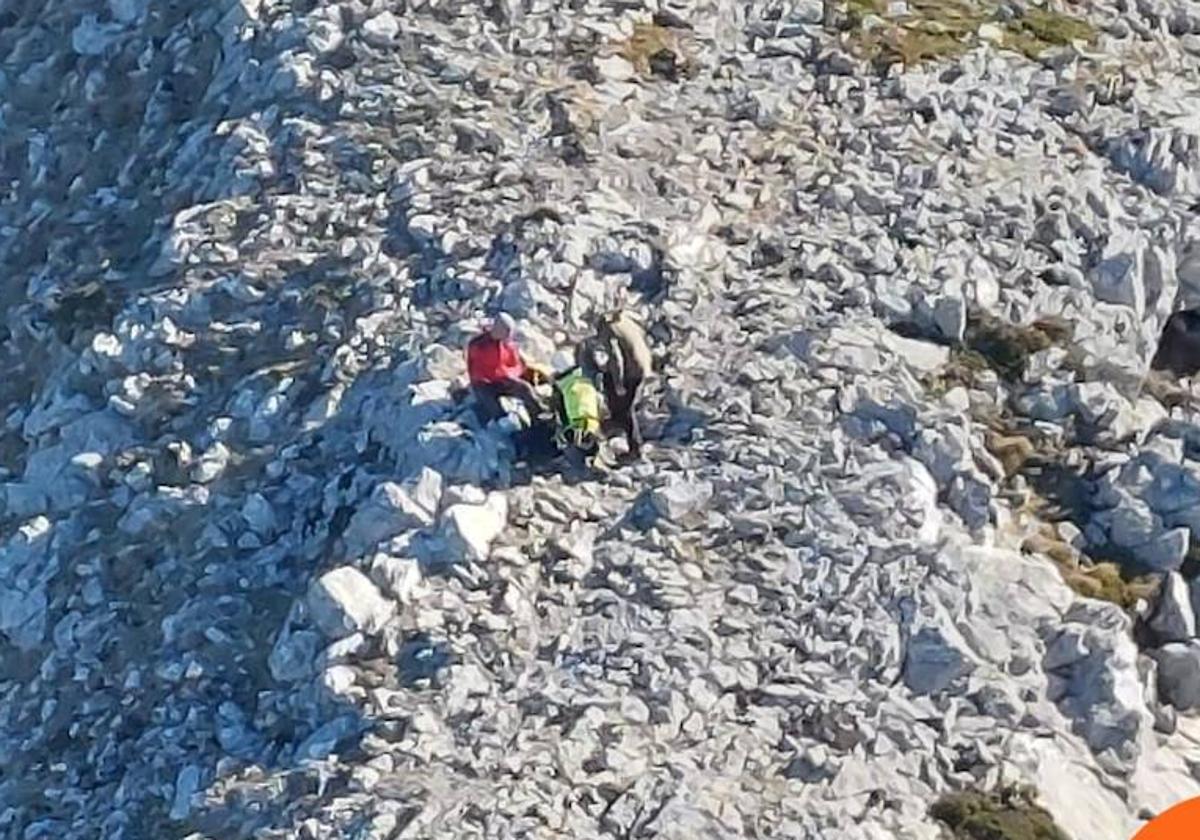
[0,582,48,651]
[296,715,362,762]
[651,477,715,522]
[932,295,967,342]
[306,567,396,640]
[241,492,278,537]
[169,765,201,821]
[903,627,972,695]
[269,628,321,683]
[1133,528,1191,573]
[1146,572,1196,643]
[1043,616,1151,753]
[72,15,124,56]
[1154,641,1200,710]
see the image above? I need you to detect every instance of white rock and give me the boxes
[192,442,231,483]
[362,11,401,46]
[1045,607,1151,753]
[306,567,396,639]
[343,469,443,557]
[879,332,949,372]
[305,11,344,55]
[652,477,715,522]
[442,493,508,562]
[596,55,636,82]
[321,664,359,695]
[370,554,424,602]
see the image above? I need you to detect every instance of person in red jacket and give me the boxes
[466,313,545,423]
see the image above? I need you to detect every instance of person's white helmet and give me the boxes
[551,349,576,373]
[489,312,517,339]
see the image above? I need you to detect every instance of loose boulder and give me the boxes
[306,566,396,639]
[341,468,443,557]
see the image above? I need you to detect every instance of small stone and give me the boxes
[241,492,277,536]
[370,554,424,602]
[932,296,967,342]
[596,55,635,81]
[296,715,360,762]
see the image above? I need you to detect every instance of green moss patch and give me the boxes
[931,786,1069,840]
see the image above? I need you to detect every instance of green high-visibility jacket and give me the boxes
[556,369,601,435]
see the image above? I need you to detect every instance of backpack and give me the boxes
[553,368,601,450]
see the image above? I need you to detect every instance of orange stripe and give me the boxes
[1133,797,1200,839]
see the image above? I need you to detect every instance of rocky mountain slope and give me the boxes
[2,0,1200,837]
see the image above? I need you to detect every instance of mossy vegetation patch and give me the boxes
[845,0,1097,67]
[1021,524,1160,609]
[617,22,697,80]
[963,312,1073,382]
[922,312,1074,393]
[931,785,1069,840]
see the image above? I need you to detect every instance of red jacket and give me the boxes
[467,334,526,384]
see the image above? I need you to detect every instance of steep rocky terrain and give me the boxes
[2,0,1200,837]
